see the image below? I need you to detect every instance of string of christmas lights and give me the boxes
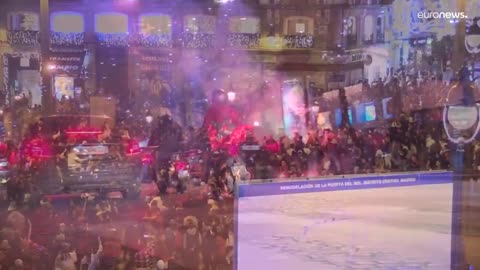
[2,55,8,105]
[51,32,85,46]
[7,30,40,46]
[226,33,260,48]
[180,32,215,49]
[284,34,314,49]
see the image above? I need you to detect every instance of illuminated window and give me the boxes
[51,12,84,33]
[95,13,128,33]
[347,16,357,35]
[228,17,260,34]
[284,17,314,35]
[8,12,39,31]
[140,14,172,35]
[364,15,374,41]
[184,15,216,34]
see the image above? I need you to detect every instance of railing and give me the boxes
[7,30,40,46]
[376,32,385,43]
[364,39,373,45]
[51,32,85,46]
[346,35,357,48]
[136,33,172,48]
[179,32,215,49]
[226,33,260,49]
[96,33,129,47]
[96,33,173,48]
[348,0,380,4]
[319,49,364,64]
[283,34,314,49]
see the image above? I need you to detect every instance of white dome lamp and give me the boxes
[442,81,480,149]
[145,111,153,124]
[227,91,236,102]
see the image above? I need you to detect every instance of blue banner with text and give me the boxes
[237,171,453,198]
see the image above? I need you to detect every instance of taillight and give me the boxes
[126,140,140,155]
[0,161,8,170]
[142,153,153,164]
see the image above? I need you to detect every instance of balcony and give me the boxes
[363,39,374,45]
[179,32,215,49]
[318,49,363,64]
[7,30,40,46]
[51,32,85,47]
[136,34,172,48]
[226,33,260,49]
[347,34,358,45]
[284,34,314,49]
[348,0,381,4]
[376,32,385,43]
[96,33,129,47]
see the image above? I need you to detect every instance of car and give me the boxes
[22,115,143,200]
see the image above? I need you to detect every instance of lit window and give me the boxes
[184,15,216,34]
[9,12,39,31]
[51,12,84,33]
[95,13,128,33]
[228,17,260,33]
[295,23,305,34]
[284,17,314,35]
[140,14,172,35]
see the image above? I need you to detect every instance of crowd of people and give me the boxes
[0,106,465,269]
[1,61,479,269]
[0,186,234,270]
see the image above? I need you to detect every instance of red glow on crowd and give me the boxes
[23,138,54,160]
[125,139,141,156]
[203,96,253,155]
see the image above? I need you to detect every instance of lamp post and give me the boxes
[452,0,467,72]
[40,0,53,114]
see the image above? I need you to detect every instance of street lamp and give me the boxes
[145,111,153,124]
[40,0,53,114]
[227,91,236,102]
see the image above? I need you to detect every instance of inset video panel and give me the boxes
[236,172,453,270]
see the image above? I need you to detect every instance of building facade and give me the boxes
[0,0,392,134]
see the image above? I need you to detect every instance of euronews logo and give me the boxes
[417,11,468,19]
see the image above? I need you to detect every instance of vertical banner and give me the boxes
[282,79,307,137]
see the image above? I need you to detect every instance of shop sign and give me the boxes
[138,53,170,72]
[48,52,85,76]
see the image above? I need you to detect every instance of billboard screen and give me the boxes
[236,172,453,270]
[382,97,394,119]
[335,108,353,126]
[356,102,376,123]
[282,80,307,137]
